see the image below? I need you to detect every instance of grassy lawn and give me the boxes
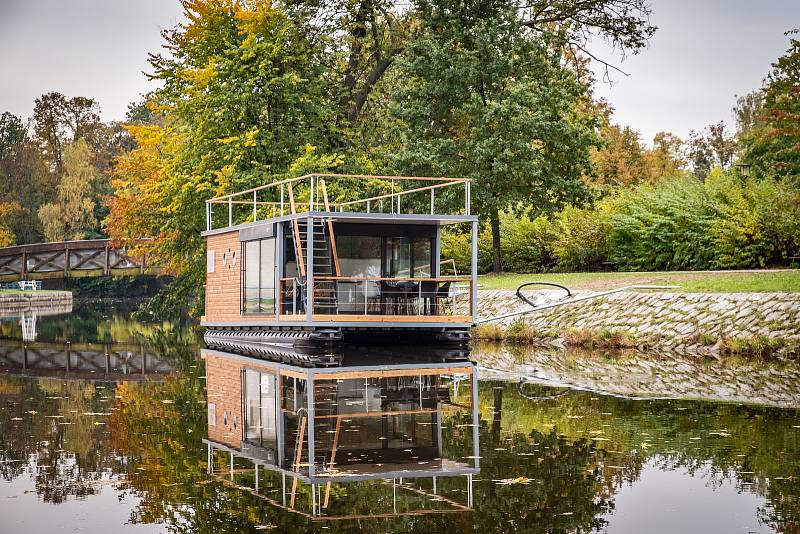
[0,289,63,295]
[477,270,800,293]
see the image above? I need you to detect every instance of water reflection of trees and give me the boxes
[481,381,800,533]
[0,375,122,502]
[3,335,800,532]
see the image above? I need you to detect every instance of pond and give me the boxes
[1,304,799,533]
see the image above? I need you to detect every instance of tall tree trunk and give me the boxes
[490,209,502,273]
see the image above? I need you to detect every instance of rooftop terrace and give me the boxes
[205,173,472,232]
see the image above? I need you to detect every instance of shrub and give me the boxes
[439,227,473,275]
[472,322,505,341]
[609,177,720,271]
[499,211,556,273]
[707,170,800,268]
[552,203,614,271]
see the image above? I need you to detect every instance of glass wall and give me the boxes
[336,236,381,313]
[385,237,432,278]
[243,369,277,448]
[243,238,276,314]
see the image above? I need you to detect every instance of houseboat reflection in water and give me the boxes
[202,342,479,520]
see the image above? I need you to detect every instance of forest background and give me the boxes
[1,0,798,314]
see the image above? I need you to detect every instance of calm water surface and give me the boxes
[1,304,799,533]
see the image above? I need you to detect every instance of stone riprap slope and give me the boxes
[474,343,800,408]
[477,290,800,349]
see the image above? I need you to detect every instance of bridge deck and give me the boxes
[0,239,150,281]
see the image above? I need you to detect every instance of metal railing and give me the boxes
[278,276,472,319]
[205,174,471,232]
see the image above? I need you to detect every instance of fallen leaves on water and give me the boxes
[495,476,533,485]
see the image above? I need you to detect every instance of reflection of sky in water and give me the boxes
[0,308,797,532]
[606,459,769,533]
[0,477,162,534]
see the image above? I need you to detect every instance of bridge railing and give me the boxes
[0,239,150,281]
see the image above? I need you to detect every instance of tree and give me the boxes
[38,139,97,242]
[740,31,800,181]
[687,121,736,179]
[287,0,655,126]
[393,0,600,273]
[591,121,649,187]
[31,92,102,174]
[733,90,764,139]
[0,112,26,161]
[645,131,685,179]
[109,0,337,314]
[0,112,54,244]
[0,202,22,247]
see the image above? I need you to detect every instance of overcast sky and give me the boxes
[1,0,797,143]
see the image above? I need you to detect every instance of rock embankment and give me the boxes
[476,290,800,355]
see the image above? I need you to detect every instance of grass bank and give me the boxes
[0,289,63,294]
[477,269,800,292]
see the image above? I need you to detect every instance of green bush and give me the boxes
[552,203,614,271]
[707,170,800,268]
[498,211,556,273]
[610,178,720,271]
[439,227,473,275]
[444,171,799,274]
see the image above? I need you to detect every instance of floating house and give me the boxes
[202,346,479,519]
[201,174,478,347]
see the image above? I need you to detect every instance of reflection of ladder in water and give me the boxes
[20,312,36,342]
[287,180,341,313]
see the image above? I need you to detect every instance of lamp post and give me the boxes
[735,163,752,177]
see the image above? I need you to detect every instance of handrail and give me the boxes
[287,182,305,277]
[207,173,470,203]
[320,179,341,276]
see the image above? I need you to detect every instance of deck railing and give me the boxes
[205,174,471,232]
[278,276,472,321]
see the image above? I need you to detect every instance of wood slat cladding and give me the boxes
[205,231,242,322]
[205,352,279,449]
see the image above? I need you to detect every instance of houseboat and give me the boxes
[201,174,478,348]
[202,345,478,519]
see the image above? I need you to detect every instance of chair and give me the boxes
[380,280,404,314]
[432,281,452,315]
[419,280,438,315]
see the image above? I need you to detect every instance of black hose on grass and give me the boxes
[515,281,572,308]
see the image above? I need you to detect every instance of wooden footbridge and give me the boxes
[0,239,151,282]
[0,339,173,381]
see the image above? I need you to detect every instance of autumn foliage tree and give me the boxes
[38,139,97,242]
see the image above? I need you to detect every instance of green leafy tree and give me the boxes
[741,31,800,182]
[38,139,97,241]
[392,0,600,273]
[0,112,26,161]
[0,112,55,243]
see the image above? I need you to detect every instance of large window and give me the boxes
[385,237,432,278]
[243,369,277,448]
[243,238,276,314]
[338,236,381,277]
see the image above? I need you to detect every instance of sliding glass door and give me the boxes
[243,238,276,314]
